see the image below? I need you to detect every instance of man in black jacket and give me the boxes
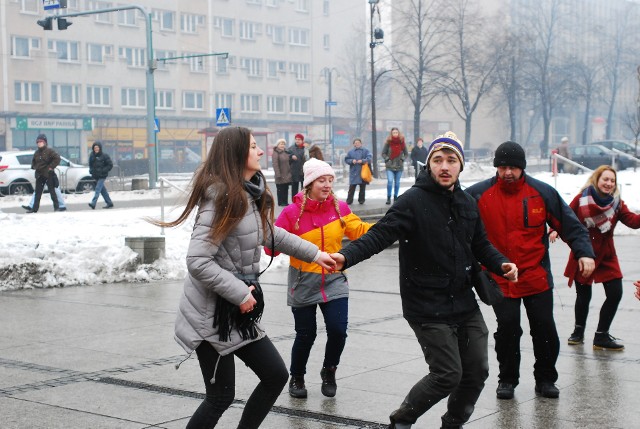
[88,142,114,209]
[288,133,306,196]
[331,132,518,429]
[29,134,60,213]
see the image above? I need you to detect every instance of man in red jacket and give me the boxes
[466,141,595,401]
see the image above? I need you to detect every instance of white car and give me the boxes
[0,150,96,195]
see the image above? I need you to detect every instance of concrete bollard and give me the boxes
[125,236,165,264]
[131,178,149,190]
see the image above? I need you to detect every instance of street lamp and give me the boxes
[368,0,384,177]
[321,67,339,165]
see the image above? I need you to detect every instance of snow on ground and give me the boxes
[1,165,638,290]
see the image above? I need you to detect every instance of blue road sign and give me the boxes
[43,0,61,10]
[154,118,160,133]
[325,101,337,106]
[216,108,231,126]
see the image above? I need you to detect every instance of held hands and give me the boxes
[501,263,518,282]
[549,231,559,243]
[316,252,337,271]
[578,257,596,278]
[330,253,345,271]
[239,285,257,314]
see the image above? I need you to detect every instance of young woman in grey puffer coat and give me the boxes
[153,127,336,428]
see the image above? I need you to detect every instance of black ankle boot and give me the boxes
[568,325,584,345]
[593,332,624,351]
[386,198,391,205]
[320,366,337,397]
[288,375,307,398]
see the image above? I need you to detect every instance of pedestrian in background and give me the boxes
[289,133,306,196]
[149,126,335,428]
[267,158,371,399]
[410,137,428,179]
[332,131,517,429]
[308,144,324,161]
[381,127,408,205]
[557,136,570,173]
[88,142,114,209]
[551,165,640,351]
[272,138,292,207]
[466,141,595,401]
[23,184,67,212]
[28,134,60,213]
[344,138,372,205]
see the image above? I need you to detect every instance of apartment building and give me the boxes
[0,0,363,171]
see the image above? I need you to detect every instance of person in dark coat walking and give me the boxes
[88,142,114,209]
[331,131,518,429]
[289,133,306,196]
[410,137,428,179]
[344,138,372,205]
[466,141,595,401]
[28,134,60,213]
[272,138,292,207]
[551,165,640,350]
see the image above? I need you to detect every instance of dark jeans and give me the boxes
[290,297,348,375]
[187,337,288,429]
[346,184,366,204]
[493,288,559,385]
[275,183,290,206]
[574,279,623,332]
[32,173,59,212]
[389,310,489,426]
[291,180,303,197]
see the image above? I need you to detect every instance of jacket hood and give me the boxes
[92,142,103,153]
[292,192,336,213]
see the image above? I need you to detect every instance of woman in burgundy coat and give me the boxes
[551,165,640,351]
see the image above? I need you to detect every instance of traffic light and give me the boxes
[37,17,53,30]
[57,18,72,30]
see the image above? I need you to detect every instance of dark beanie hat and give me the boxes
[36,133,48,143]
[494,141,526,170]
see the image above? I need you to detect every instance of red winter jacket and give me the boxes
[563,194,640,286]
[466,173,594,298]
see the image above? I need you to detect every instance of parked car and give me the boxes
[563,144,632,173]
[588,140,640,158]
[0,150,96,195]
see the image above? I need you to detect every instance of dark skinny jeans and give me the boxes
[187,337,288,429]
[574,279,623,332]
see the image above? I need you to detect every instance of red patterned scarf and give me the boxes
[389,137,405,159]
[578,186,620,233]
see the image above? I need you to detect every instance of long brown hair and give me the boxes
[150,127,274,243]
[582,165,619,197]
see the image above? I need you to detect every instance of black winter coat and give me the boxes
[89,146,113,179]
[339,171,509,324]
[31,146,61,179]
[288,144,306,182]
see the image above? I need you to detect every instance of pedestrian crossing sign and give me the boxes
[216,108,231,127]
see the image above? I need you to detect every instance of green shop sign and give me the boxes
[16,116,93,131]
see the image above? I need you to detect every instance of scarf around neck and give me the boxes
[244,173,265,201]
[389,136,404,159]
[578,185,620,233]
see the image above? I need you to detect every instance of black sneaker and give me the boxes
[568,326,585,345]
[386,198,391,205]
[55,207,67,212]
[25,209,37,214]
[535,382,559,398]
[320,366,337,397]
[103,204,114,209]
[88,203,96,210]
[496,382,515,399]
[593,332,624,351]
[288,375,307,398]
[22,205,32,211]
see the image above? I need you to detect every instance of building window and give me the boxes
[214,17,235,37]
[183,91,204,110]
[323,0,330,15]
[323,34,330,50]
[266,25,285,44]
[11,36,39,58]
[183,53,206,73]
[296,0,309,12]
[240,94,260,113]
[117,8,137,26]
[267,60,285,78]
[86,85,111,107]
[240,58,262,78]
[155,50,176,70]
[87,43,112,64]
[156,89,174,110]
[247,0,262,4]
[266,96,285,114]
[216,56,229,74]
[289,27,309,46]
[239,21,261,40]
[51,83,80,105]
[265,0,277,7]
[289,62,309,81]
[121,88,146,108]
[88,1,113,23]
[119,47,146,68]
[216,93,233,109]
[153,9,175,31]
[48,40,80,62]
[14,81,41,103]
[20,0,39,14]
[181,13,204,34]
[290,97,310,114]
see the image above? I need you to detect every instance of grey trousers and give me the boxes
[390,310,489,426]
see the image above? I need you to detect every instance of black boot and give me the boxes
[593,332,624,351]
[288,375,307,398]
[386,197,391,205]
[568,325,584,345]
[320,366,337,397]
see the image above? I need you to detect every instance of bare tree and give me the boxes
[387,0,448,143]
[570,58,604,145]
[437,0,500,149]
[339,26,371,139]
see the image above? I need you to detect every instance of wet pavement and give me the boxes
[1,194,640,428]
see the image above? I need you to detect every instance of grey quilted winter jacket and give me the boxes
[174,185,320,356]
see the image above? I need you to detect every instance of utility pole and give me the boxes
[368,0,384,177]
[321,67,338,166]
